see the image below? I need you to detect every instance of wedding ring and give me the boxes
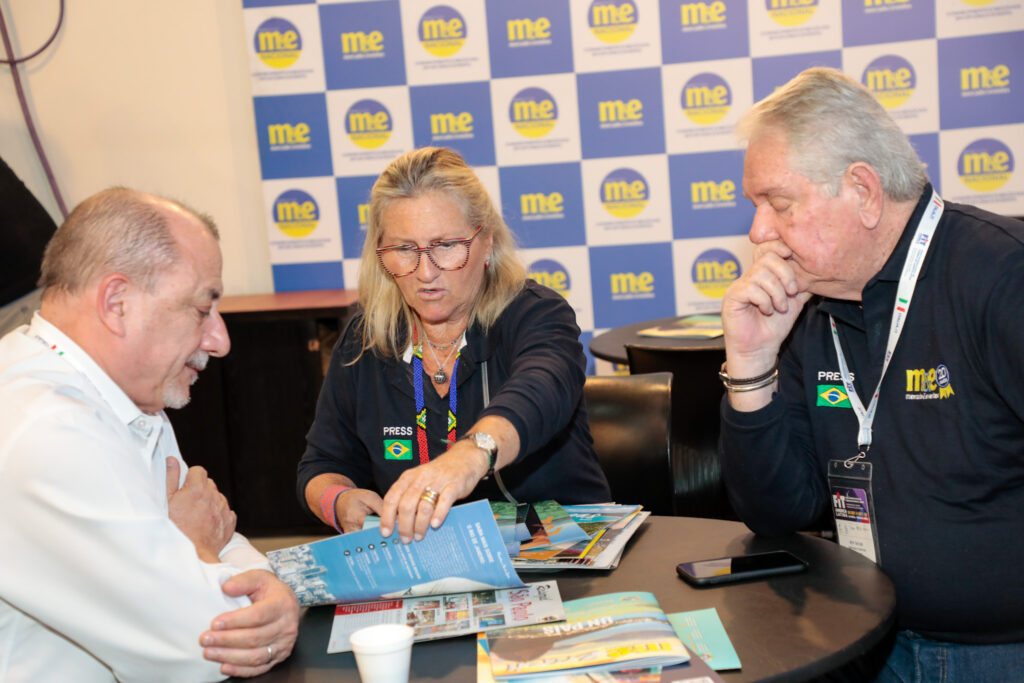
[419,487,440,506]
[266,645,273,664]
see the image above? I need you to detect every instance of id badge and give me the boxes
[828,459,881,564]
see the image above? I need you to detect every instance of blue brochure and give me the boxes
[268,499,525,606]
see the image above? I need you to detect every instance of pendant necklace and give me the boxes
[424,332,463,384]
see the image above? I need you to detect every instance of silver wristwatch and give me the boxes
[464,432,498,479]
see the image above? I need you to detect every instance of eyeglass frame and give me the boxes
[375,225,484,277]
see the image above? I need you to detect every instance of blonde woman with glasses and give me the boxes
[298,147,610,544]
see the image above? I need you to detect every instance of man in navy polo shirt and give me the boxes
[719,68,1024,680]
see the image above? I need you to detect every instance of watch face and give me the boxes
[473,432,497,454]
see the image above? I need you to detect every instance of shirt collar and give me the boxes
[28,312,150,427]
[868,184,935,284]
[816,185,935,330]
[402,332,469,364]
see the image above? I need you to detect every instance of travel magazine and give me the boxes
[327,580,565,653]
[483,592,692,679]
[637,314,723,339]
[511,506,649,570]
[477,636,725,683]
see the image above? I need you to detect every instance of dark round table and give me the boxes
[243,516,896,682]
[590,315,726,365]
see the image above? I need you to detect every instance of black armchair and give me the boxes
[582,372,674,515]
[624,344,736,520]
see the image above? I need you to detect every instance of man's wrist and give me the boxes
[719,361,779,392]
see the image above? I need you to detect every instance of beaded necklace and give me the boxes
[411,333,459,464]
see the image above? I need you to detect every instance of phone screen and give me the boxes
[676,550,807,586]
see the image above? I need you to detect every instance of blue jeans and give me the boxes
[873,630,1024,682]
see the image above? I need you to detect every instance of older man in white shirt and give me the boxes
[0,188,299,682]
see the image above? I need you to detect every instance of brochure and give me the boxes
[667,608,741,671]
[478,635,725,682]
[326,580,565,653]
[267,499,524,607]
[484,592,691,679]
[512,508,650,571]
[637,314,723,339]
[516,500,592,555]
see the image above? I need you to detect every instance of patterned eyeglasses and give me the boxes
[376,225,483,277]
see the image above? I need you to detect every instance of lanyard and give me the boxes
[412,343,459,465]
[829,190,944,455]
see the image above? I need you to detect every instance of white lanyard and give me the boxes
[829,190,944,453]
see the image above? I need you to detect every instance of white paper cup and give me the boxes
[349,623,414,683]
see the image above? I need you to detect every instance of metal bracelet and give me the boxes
[718,360,779,386]
[721,369,779,392]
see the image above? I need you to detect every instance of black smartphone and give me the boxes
[676,550,808,587]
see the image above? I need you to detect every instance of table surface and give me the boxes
[245,516,896,683]
[589,316,726,365]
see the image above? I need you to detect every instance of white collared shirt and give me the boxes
[0,314,269,682]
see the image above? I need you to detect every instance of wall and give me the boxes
[0,0,272,296]
[242,0,1024,374]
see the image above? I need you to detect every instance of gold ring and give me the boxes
[420,487,439,506]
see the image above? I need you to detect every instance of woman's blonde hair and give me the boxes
[357,147,526,360]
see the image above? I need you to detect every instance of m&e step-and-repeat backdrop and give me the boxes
[242,0,1023,373]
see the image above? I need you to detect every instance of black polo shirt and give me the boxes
[721,187,1024,643]
[298,279,611,509]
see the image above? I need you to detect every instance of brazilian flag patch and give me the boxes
[816,385,851,408]
[383,439,413,460]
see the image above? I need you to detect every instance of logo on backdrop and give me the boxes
[527,259,571,297]
[690,177,737,209]
[273,189,319,238]
[418,5,467,57]
[691,248,741,298]
[521,190,565,221]
[254,17,302,69]
[681,73,732,125]
[430,110,474,141]
[610,269,655,300]
[905,363,956,400]
[341,27,386,60]
[509,87,558,138]
[600,168,649,218]
[764,0,819,28]
[345,99,392,149]
[506,14,552,47]
[336,175,377,259]
[339,27,385,60]
[863,0,913,13]
[863,55,916,110]
[267,120,311,151]
[960,61,1011,98]
[680,1,728,31]
[957,138,1014,192]
[598,97,644,129]
[588,0,639,43]
[500,162,585,249]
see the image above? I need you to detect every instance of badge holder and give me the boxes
[828,458,882,564]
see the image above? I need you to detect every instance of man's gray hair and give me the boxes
[38,187,218,294]
[737,67,928,201]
